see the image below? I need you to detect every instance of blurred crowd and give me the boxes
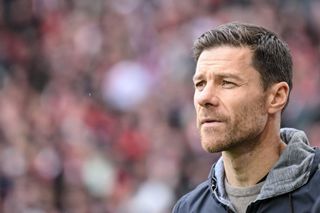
[0,0,319,212]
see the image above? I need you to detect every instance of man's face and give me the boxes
[193,46,268,153]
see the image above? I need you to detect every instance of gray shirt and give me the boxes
[225,179,264,213]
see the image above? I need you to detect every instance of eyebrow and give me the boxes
[193,72,244,82]
[192,73,204,83]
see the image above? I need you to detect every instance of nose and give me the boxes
[194,84,219,107]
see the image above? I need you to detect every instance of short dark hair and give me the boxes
[193,22,293,92]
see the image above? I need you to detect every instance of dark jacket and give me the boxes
[173,128,320,213]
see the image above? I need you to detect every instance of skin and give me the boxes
[193,46,289,187]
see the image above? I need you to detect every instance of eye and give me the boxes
[221,80,237,88]
[194,81,206,90]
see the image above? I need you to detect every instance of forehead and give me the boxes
[194,46,255,78]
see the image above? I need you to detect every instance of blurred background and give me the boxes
[0,0,319,212]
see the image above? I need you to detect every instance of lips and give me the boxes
[200,118,223,125]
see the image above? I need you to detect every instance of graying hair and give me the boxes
[193,22,293,92]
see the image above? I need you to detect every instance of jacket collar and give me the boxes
[209,128,315,203]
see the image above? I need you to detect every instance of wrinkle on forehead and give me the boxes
[198,46,252,66]
[194,46,255,78]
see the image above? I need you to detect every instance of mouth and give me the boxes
[200,119,223,125]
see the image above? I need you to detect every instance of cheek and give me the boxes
[233,96,267,127]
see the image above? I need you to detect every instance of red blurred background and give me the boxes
[0,0,319,212]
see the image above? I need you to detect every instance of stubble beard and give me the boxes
[200,98,267,153]
[200,124,242,153]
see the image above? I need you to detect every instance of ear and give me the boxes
[267,82,290,114]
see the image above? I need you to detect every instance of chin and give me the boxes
[201,139,225,153]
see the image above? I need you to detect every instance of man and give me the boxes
[173,22,320,213]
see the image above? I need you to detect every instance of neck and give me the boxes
[222,120,286,187]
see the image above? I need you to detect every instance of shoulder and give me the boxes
[312,195,320,213]
[295,147,320,189]
[291,147,320,207]
[309,147,320,182]
[307,147,320,185]
[172,179,225,213]
[173,180,210,212]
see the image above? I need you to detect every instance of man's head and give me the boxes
[193,23,292,153]
[193,22,293,92]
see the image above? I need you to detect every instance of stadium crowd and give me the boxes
[0,0,319,212]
